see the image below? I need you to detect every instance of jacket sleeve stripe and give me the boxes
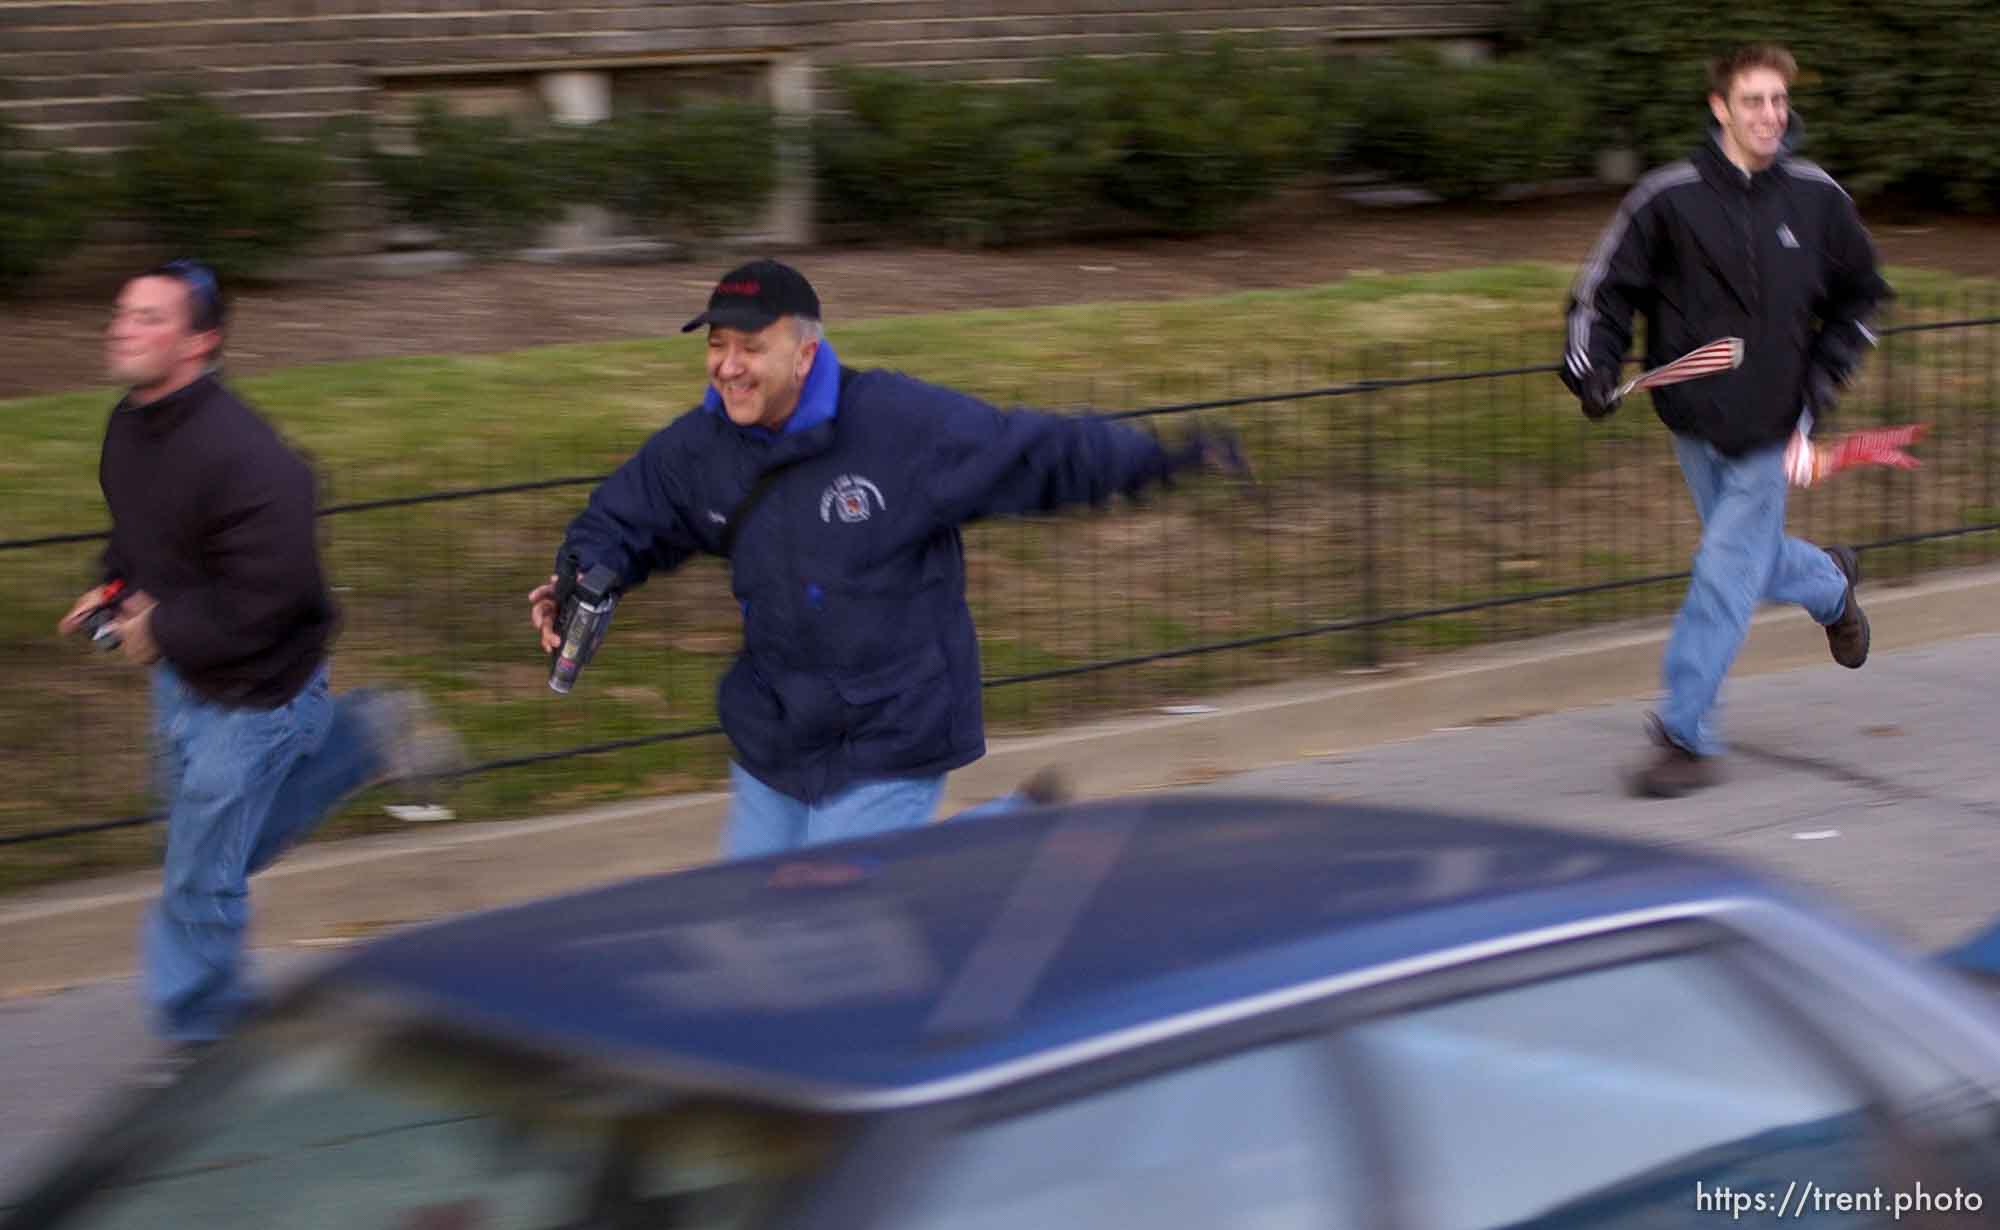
[1783,159,1852,200]
[1567,162,1700,372]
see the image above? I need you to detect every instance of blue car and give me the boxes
[7,797,2000,1229]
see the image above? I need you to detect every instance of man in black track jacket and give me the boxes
[1560,44,1889,798]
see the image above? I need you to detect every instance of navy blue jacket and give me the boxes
[561,343,1185,802]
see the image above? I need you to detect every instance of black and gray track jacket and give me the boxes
[1564,128,1889,454]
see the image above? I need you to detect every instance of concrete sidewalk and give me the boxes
[7,570,2000,1196]
[6,561,1998,996]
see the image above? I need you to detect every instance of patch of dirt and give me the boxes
[12,192,2000,403]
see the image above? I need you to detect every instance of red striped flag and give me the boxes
[1793,423,1928,486]
[1614,337,1745,400]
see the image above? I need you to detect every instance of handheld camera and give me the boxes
[548,553,620,695]
[79,579,128,651]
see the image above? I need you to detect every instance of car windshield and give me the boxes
[31,997,844,1230]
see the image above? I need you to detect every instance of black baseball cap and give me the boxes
[680,259,821,333]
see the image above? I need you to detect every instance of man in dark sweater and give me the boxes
[530,260,1244,855]
[59,260,463,1054]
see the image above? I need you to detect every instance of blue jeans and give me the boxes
[723,763,1029,858]
[1658,434,1849,757]
[145,665,382,1042]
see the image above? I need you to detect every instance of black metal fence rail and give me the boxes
[6,304,1996,852]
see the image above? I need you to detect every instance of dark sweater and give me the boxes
[98,373,335,708]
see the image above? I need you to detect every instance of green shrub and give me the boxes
[1052,38,1322,234]
[1344,51,1591,201]
[812,68,1099,246]
[1509,0,2000,210]
[814,40,1324,245]
[116,89,331,279]
[365,100,565,256]
[577,99,781,241]
[0,119,101,296]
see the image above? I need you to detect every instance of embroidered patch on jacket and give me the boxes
[820,474,886,523]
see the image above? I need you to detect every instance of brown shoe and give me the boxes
[1632,715,1721,798]
[1016,766,1072,806]
[1823,546,1869,669]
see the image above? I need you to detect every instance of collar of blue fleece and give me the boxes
[702,339,840,439]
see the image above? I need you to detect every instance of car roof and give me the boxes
[320,795,1773,1109]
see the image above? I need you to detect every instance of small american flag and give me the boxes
[1614,337,1745,400]
[1790,423,1928,487]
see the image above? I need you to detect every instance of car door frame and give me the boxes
[794,906,2000,1230]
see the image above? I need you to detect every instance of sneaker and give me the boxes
[353,690,467,796]
[1632,714,1721,799]
[1822,546,1870,669]
[1016,767,1072,806]
[134,1040,214,1089]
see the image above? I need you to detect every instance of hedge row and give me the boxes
[0,89,781,291]
[7,17,1994,294]
[1,47,1594,291]
[1509,0,2000,210]
[810,44,1591,243]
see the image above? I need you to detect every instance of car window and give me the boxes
[878,1035,1358,1230]
[43,1024,839,1230]
[1740,950,2000,1196]
[621,1098,845,1229]
[1345,948,1907,1229]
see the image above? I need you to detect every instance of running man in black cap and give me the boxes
[530,260,1242,855]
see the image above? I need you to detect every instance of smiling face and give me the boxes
[706,318,818,431]
[1710,65,1790,172]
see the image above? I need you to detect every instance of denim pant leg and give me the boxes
[1764,533,1849,624]
[245,674,384,875]
[804,774,947,848]
[1658,439,1791,756]
[723,763,810,858]
[144,669,321,1042]
[1670,432,1849,620]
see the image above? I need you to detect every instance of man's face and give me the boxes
[1710,66,1790,169]
[706,319,817,431]
[105,275,213,395]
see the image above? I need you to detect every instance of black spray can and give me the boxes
[548,560,620,695]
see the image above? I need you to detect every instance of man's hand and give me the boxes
[111,590,160,665]
[1560,356,1621,421]
[1174,425,1254,481]
[58,585,111,637]
[1578,368,1622,420]
[528,575,561,653]
[1784,427,1818,488]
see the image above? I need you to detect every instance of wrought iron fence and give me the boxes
[5,296,1996,885]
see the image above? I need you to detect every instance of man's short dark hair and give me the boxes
[143,258,227,335]
[1709,44,1797,100]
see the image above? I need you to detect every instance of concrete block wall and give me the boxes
[0,1,1504,249]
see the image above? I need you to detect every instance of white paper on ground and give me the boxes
[384,804,456,822]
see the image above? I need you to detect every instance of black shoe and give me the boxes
[1016,767,1072,806]
[134,1040,215,1089]
[1823,546,1870,669]
[354,689,468,803]
[1632,715,1721,799]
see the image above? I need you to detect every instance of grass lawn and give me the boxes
[3,262,1995,890]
